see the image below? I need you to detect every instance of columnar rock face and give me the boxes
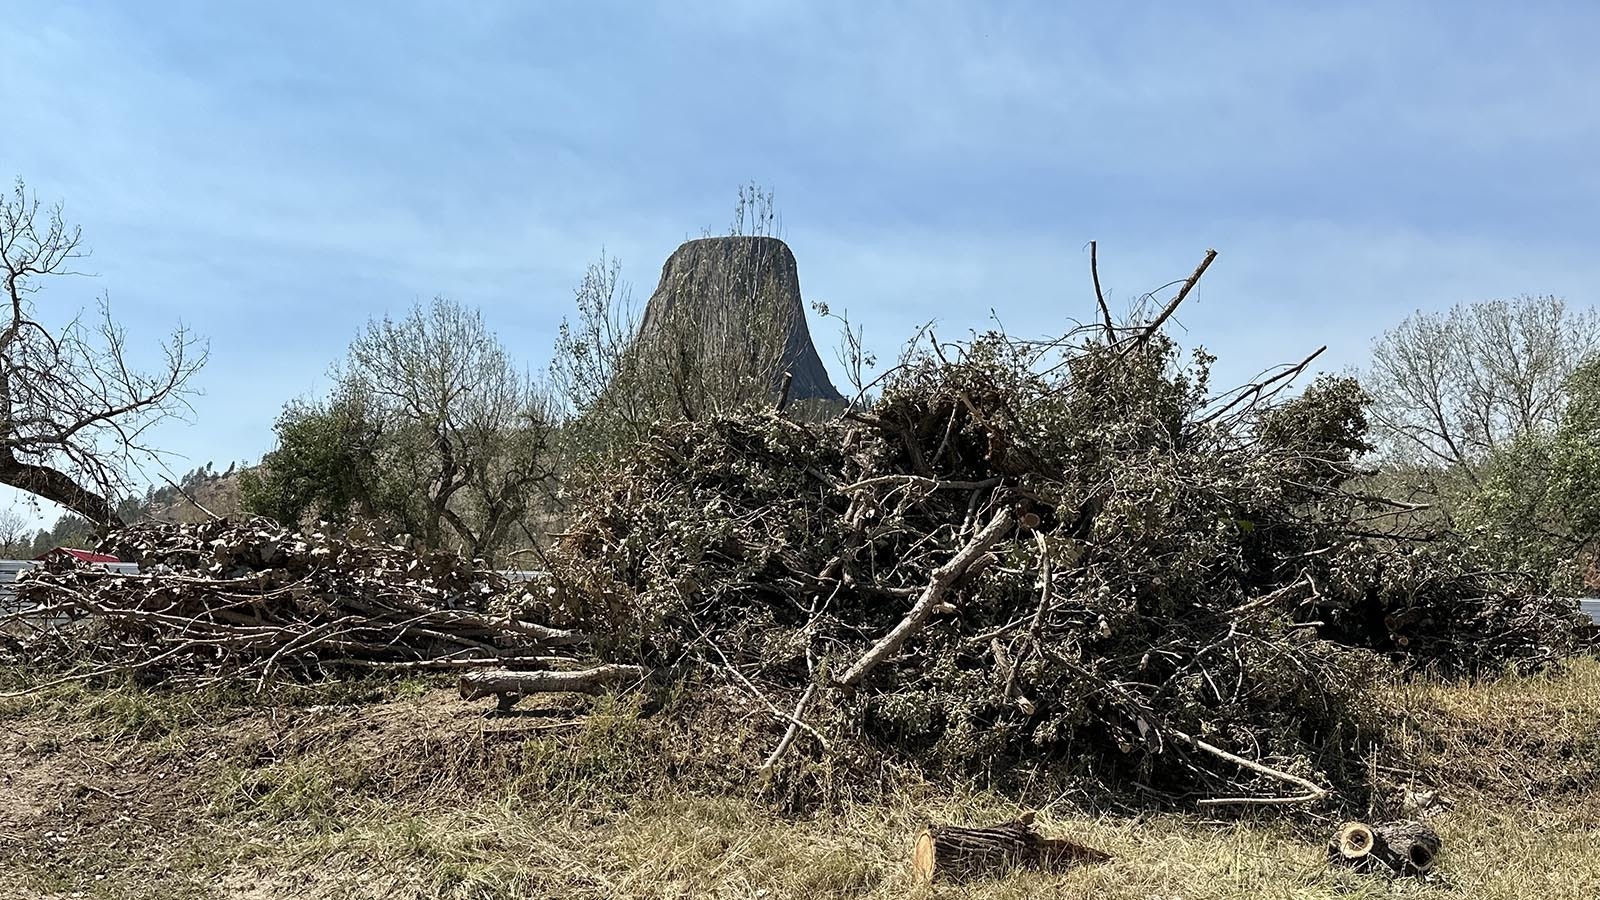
[637,236,844,403]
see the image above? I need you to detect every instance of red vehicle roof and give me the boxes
[35,547,122,564]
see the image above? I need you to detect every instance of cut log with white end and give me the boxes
[911,812,1111,883]
[1332,821,1376,861]
[1328,820,1440,876]
[459,664,649,711]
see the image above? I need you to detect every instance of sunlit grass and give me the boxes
[4,658,1597,899]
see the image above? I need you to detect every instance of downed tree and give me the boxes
[1328,820,1441,876]
[912,812,1110,883]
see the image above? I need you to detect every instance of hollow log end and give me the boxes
[1376,820,1441,875]
[1334,822,1375,860]
[1405,840,1436,873]
[912,828,936,883]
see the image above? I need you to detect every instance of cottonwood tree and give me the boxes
[246,297,557,562]
[1364,295,1600,584]
[1365,295,1600,477]
[0,506,32,556]
[0,180,206,528]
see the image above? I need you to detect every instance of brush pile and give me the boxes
[5,519,582,685]
[544,263,1588,804]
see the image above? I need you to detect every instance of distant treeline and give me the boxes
[3,463,243,558]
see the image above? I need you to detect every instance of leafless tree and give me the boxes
[0,179,206,528]
[0,505,33,556]
[1365,295,1600,479]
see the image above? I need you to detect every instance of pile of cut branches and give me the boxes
[4,519,584,687]
[543,252,1589,806]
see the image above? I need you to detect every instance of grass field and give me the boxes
[2,659,1596,899]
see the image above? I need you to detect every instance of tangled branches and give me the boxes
[546,266,1587,806]
[4,520,581,689]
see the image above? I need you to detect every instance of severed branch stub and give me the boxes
[1328,820,1441,877]
[459,664,649,712]
[913,811,1111,883]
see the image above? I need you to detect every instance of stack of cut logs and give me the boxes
[6,520,604,690]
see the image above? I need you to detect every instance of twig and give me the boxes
[1133,249,1217,347]
[1195,346,1327,427]
[702,633,831,752]
[1229,575,1312,619]
[1195,791,1328,808]
[1167,728,1330,805]
[1090,240,1114,339]
[159,474,220,521]
[1001,529,1054,714]
[839,475,1002,494]
[759,683,820,774]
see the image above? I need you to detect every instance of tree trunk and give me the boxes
[912,813,1111,883]
[0,452,123,529]
[459,664,649,711]
[1328,820,1441,876]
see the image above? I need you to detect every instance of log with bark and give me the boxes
[458,664,650,711]
[1328,820,1441,876]
[911,812,1111,883]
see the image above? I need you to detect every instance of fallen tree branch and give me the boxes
[458,664,650,710]
[1167,728,1331,806]
[759,683,820,774]
[835,507,1015,689]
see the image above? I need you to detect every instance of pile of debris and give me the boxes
[4,250,1588,812]
[5,519,584,686]
[542,255,1590,805]
[1319,539,1589,674]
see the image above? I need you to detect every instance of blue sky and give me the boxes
[3,1,1598,525]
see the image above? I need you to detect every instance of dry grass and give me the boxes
[2,659,1597,899]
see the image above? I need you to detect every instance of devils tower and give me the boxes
[636,236,843,403]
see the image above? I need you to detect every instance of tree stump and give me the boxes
[1328,820,1441,876]
[911,812,1111,883]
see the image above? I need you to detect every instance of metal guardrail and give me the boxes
[1580,599,1600,624]
[1,560,141,615]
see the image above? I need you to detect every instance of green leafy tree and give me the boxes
[239,387,385,526]
[1451,357,1600,588]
